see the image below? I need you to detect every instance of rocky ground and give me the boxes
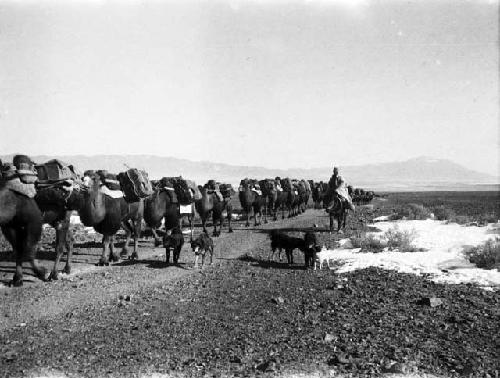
[0,199,499,377]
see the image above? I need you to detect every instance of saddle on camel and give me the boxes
[157,176,200,215]
[157,177,199,204]
[1,155,39,198]
[117,168,153,203]
[35,159,83,204]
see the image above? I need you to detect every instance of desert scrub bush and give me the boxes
[431,205,457,221]
[396,203,432,220]
[464,238,500,270]
[477,212,499,225]
[384,226,423,252]
[350,232,386,253]
[351,227,424,253]
[450,215,473,225]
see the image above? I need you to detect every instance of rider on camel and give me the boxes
[327,166,355,212]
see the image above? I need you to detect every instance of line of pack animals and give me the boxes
[0,155,375,286]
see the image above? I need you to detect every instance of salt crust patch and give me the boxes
[323,220,500,289]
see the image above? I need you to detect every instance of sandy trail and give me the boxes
[0,211,322,331]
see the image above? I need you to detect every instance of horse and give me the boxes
[323,190,349,234]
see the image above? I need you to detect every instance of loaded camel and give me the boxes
[0,156,47,286]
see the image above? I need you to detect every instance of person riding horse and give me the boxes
[326,167,355,212]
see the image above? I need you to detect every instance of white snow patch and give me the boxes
[323,220,500,289]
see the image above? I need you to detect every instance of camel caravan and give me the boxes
[0,154,374,286]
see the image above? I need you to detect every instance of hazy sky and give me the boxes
[0,0,498,175]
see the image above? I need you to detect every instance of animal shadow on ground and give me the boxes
[238,254,307,271]
[254,226,333,236]
[112,258,190,270]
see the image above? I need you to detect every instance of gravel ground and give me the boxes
[0,202,499,377]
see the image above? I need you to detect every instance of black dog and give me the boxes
[190,232,214,269]
[303,231,321,268]
[269,230,305,265]
[163,227,184,265]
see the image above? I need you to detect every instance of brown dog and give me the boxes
[190,232,214,269]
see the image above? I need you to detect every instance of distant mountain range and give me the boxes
[1,154,498,191]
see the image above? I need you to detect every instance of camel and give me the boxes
[0,160,47,286]
[312,181,328,209]
[195,184,233,236]
[35,186,85,280]
[259,179,287,222]
[281,178,300,218]
[238,178,264,227]
[143,187,181,248]
[79,173,143,265]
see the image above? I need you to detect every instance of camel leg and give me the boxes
[253,204,261,227]
[329,214,334,234]
[98,234,111,266]
[49,223,64,281]
[212,218,218,237]
[212,213,219,237]
[165,247,171,265]
[132,219,141,258]
[151,227,162,248]
[218,216,224,237]
[245,207,250,227]
[227,205,233,233]
[23,221,46,283]
[62,228,74,275]
[13,250,24,287]
[120,220,133,259]
[125,218,141,260]
[109,234,120,262]
[263,201,268,224]
[202,215,209,234]
[2,226,23,287]
[189,214,194,240]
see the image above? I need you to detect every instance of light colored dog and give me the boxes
[314,246,334,270]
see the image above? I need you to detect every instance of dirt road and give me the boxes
[1,207,498,377]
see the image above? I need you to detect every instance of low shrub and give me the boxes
[477,213,499,225]
[464,238,500,270]
[384,226,422,252]
[431,205,456,221]
[396,203,432,220]
[451,215,474,225]
[350,233,386,253]
[351,227,423,253]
